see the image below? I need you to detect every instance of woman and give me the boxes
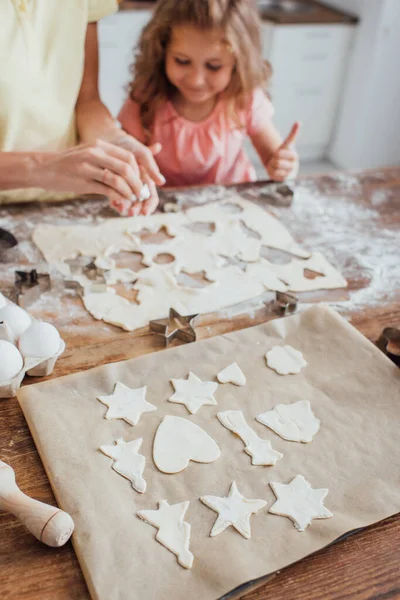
[0,0,164,216]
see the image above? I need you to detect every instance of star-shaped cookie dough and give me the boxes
[201,481,267,539]
[169,372,218,414]
[97,382,157,426]
[269,474,333,531]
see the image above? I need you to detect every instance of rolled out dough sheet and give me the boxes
[32,197,347,331]
[17,305,400,600]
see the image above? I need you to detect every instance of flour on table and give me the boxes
[217,363,246,386]
[137,500,194,569]
[257,400,320,443]
[201,481,267,539]
[217,411,282,466]
[32,197,347,331]
[100,437,146,493]
[153,415,220,474]
[97,382,157,426]
[169,372,218,414]
[266,345,307,375]
[269,474,333,531]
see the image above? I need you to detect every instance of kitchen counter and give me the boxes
[118,0,359,25]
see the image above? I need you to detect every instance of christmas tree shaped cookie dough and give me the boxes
[97,382,157,426]
[269,474,333,531]
[100,437,146,493]
[266,345,307,375]
[257,400,320,443]
[201,481,267,539]
[137,500,194,569]
[217,410,282,466]
[169,372,218,414]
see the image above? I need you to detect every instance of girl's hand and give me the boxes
[267,122,300,182]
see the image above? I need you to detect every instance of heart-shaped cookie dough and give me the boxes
[153,415,221,474]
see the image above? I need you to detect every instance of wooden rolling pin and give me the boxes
[0,460,74,547]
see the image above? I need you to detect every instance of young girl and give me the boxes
[118,0,299,187]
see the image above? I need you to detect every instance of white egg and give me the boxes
[0,304,31,341]
[0,294,6,309]
[0,340,24,381]
[18,322,61,359]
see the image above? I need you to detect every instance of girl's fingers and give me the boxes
[135,146,166,187]
[140,171,159,216]
[270,159,294,172]
[149,143,162,156]
[270,169,289,182]
[274,149,298,161]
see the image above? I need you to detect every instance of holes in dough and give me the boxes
[175,271,213,288]
[153,253,175,265]
[112,251,146,270]
[140,226,174,244]
[260,246,296,265]
[185,222,216,235]
[303,268,324,280]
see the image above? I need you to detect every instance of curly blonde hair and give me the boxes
[129,0,271,141]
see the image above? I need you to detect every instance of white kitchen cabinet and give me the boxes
[98,10,152,117]
[262,22,354,160]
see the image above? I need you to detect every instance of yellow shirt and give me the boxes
[0,0,118,204]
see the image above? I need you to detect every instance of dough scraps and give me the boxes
[97,382,157,426]
[256,400,320,443]
[200,481,267,539]
[269,474,333,531]
[169,372,218,414]
[153,415,220,474]
[265,345,307,375]
[32,197,347,332]
[217,410,283,466]
[100,437,146,493]
[137,500,194,569]
[217,363,246,386]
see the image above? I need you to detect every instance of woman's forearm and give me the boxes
[75,98,121,143]
[0,152,44,190]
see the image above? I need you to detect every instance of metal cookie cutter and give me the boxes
[15,269,51,308]
[264,291,299,316]
[150,308,199,347]
[0,228,18,254]
[64,258,108,296]
[376,327,400,366]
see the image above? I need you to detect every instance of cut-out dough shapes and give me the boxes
[97,382,157,426]
[217,411,282,466]
[269,474,333,531]
[169,372,218,414]
[153,415,220,474]
[257,400,320,443]
[217,363,246,386]
[201,481,267,539]
[137,500,194,569]
[266,345,307,375]
[100,438,146,493]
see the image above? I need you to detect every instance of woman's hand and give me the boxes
[34,139,162,216]
[106,134,164,216]
[266,122,300,182]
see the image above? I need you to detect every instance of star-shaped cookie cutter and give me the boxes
[14,269,51,308]
[376,327,400,366]
[64,257,108,296]
[264,291,299,316]
[150,308,199,347]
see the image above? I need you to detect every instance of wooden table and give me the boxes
[0,168,399,599]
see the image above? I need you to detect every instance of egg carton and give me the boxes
[0,294,65,399]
